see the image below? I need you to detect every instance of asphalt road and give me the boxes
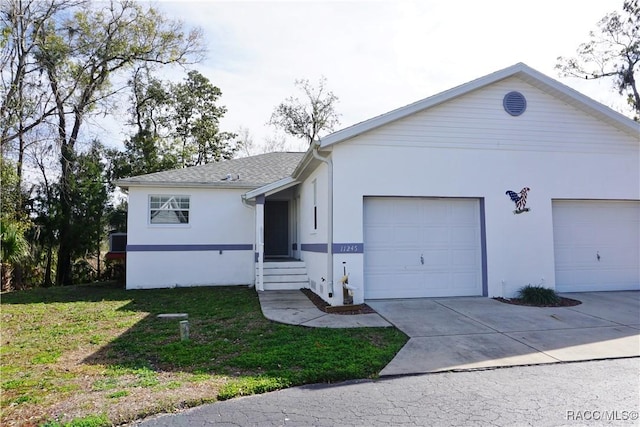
[135,358,640,426]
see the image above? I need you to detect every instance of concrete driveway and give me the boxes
[367,291,640,376]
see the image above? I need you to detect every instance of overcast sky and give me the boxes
[98,0,624,153]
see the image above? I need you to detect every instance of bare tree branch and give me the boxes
[556,0,640,119]
[269,76,341,144]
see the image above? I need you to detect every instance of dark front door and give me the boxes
[265,200,289,257]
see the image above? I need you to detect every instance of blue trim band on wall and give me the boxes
[300,243,328,253]
[127,244,253,252]
[479,199,488,297]
[301,243,364,253]
[130,243,363,254]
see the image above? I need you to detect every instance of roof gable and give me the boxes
[319,63,639,147]
[344,76,636,155]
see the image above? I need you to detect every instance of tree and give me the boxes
[0,157,30,290]
[236,126,256,157]
[263,134,289,153]
[30,180,59,287]
[129,66,171,139]
[269,76,340,144]
[0,157,26,223]
[0,0,82,182]
[556,0,640,118]
[0,220,29,291]
[108,66,176,180]
[168,70,238,167]
[27,0,204,285]
[109,130,174,181]
[109,69,238,180]
[69,141,110,281]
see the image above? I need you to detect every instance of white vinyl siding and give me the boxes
[553,200,640,292]
[364,197,483,299]
[350,77,635,155]
[149,195,190,224]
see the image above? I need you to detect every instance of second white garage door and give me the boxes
[364,197,483,299]
[553,200,640,292]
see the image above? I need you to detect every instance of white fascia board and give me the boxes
[115,180,259,191]
[243,176,299,200]
[291,145,318,177]
[319,62,639,148]
[291,143,334,179]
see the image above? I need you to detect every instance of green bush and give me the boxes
[517,285,560,305]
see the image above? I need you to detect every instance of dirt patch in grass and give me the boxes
[493,297,582,307]
[300,288,376,315]
[42,375,224,426]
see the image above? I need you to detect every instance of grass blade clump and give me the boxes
[517,285,560,305]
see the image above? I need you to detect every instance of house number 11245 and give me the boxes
[337,245,360,253]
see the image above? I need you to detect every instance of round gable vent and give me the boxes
[503,91,527,116]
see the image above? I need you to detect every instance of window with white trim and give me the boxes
[149,195,190,224]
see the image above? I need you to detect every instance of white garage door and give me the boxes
[364,197,483,299]
[553,200,640,292]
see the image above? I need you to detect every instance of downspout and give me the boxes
[241,195,257,289]
[311,142,334,301]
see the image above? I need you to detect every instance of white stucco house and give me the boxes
[116,63,640,306]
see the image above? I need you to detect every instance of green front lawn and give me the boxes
[1,283,407,426]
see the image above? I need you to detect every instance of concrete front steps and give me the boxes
[260,260,309,290]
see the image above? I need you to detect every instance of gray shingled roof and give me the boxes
[116,152,305,189]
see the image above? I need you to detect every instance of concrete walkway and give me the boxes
[257,290,391,328]
[258,290,640,376]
